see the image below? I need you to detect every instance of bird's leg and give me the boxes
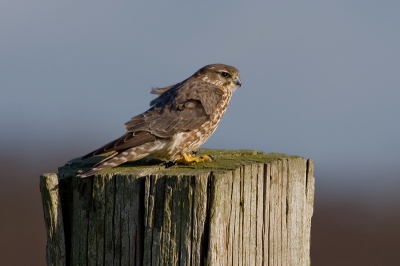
[176,152,214,164]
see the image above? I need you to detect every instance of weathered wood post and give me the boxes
[40,149,314,266]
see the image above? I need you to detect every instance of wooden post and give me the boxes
[40,149,314,266]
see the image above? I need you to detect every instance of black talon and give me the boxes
[164,161,177,168]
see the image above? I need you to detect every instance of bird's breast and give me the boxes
[174,90,233,153]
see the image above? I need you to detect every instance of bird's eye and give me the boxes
[220,71,231,78]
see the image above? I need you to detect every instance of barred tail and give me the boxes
[78,148,150,178]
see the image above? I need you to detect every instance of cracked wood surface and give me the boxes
[40,149,314,265]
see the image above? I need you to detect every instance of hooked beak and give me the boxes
[234,77,242,87]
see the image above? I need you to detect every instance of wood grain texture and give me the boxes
[40,173,66,266]
[41,150,314,265]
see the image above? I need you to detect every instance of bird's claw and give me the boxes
[176,153,214,165]
[164,161,177,168]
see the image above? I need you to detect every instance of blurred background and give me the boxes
[1,1,399,265]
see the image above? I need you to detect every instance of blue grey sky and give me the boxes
[2,1,400,202]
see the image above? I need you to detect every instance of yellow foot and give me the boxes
[176,152,214,165]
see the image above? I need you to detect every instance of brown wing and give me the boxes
[124,77,224,137]
[82,77,223,159]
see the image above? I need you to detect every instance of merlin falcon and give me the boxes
[79,64,241,177]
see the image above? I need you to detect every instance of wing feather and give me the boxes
[150,84,176,95]
[124,77,223,137]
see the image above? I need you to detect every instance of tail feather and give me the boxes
[78,148,149,178]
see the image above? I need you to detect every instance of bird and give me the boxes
[78,63,241,177]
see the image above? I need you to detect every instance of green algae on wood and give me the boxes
[59,149,302,177]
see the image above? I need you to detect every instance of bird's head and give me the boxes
[194,64,241,91]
